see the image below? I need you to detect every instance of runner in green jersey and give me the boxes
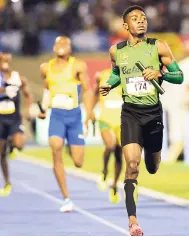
[100,5,184,236]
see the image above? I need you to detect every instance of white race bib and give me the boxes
[0,100,15,114]
[6,86,19,99]
[126,76,155,96]
[52,94,74,109]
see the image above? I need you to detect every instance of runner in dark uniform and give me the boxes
[0,53,32,197]
[100,5,184,236]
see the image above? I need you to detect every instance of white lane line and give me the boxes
[17,181,129,236]
[18,154,189,207]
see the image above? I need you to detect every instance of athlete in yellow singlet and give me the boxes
[38,36,91,212]
[92,68,123,203]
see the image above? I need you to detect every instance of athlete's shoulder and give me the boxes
[116,40,128,49]
[156,39,172,56]
[11,71,22,86]
[40,62,48,70]
[75,58,86,66]
[109,44,117,54]
[156,39,169,48]
[146,38,157,45]
[75,58,87,71]
[40,62,49,78]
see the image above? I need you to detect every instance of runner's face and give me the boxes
[1,62,9,71]
[0,54,12,71]
[124,10,147,36]
[54,40,71,57]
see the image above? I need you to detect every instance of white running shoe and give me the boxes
[60,198,73,213]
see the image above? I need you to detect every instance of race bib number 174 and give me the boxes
[126,76,155,96]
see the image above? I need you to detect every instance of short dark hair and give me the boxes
[123,5,145,23]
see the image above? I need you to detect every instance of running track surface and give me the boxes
[0,159,189,236]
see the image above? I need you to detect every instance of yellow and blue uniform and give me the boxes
[98,69,122,144]
[47,57,84,145]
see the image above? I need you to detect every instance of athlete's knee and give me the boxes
[105,144,116,152]
[12,133,25,149]
[73,154,84,168]
[128,159,140,171]
[13,138,24,150]
[74,160,83,168]
[51,145,62,153]
[145,151,161,174]
[50,137,63,153]
[148,167,158,174]
[73,153,84,168]
[126,159,140,178]
[73,156,84,167]
[147,161,160,174]
[14,143,24,151]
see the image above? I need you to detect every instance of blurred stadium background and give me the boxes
[1,0,189,235]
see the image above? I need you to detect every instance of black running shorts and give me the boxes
[0,117,24,140]
[121,102,164,153]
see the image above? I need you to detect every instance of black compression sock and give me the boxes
[124,179,138,217]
